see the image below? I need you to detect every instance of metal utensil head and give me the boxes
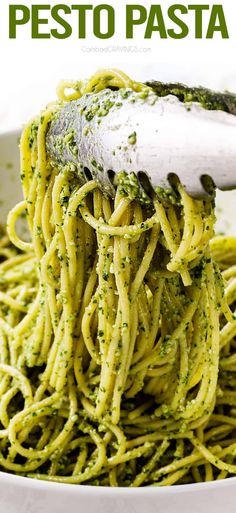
[47,87,236,199]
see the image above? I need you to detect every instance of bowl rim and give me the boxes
[0,471,236,495]
[1,128,236,495]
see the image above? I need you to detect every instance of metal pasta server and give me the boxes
[46,82,236,198]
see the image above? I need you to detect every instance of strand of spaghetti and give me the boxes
[80,204,159,237]
[33,110,53,259]
[155,468,189,486]
[111,233,131,424]
[50,174,75,391]
[0,291,28,313]
[0,386,19,428]
[8,386,76,460]
[29,426,107,484]
[41,169,56,248]
[95,308,122,417]
[168,186,195,269]
[130,225,160,301]
[82,292,101,365]
[0,253,33,272]
[7,200,33,251]
[191,437,236,474]
[0,364,33,406]
[131,439,170,487]
[56,80,82,101]
[131,289,200,375]
[153,197,191,286]
[13,289,41,337]
[103,422,127,465]
[20,121,32,198]
[181,263,220,421]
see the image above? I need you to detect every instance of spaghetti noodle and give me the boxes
[0,69,236,486]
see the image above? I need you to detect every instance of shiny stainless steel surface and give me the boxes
[47,88,236,198]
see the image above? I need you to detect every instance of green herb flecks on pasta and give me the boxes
[1,69,236,486]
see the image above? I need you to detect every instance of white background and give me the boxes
[1,0,236,130]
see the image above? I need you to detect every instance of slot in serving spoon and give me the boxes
[46,83,236,199]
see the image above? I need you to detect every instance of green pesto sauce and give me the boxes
[117,171,151,206]
[146,81,236,115]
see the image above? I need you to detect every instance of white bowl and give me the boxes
[1,130,236,513]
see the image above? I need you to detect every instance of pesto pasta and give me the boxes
[1,69,236,486]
